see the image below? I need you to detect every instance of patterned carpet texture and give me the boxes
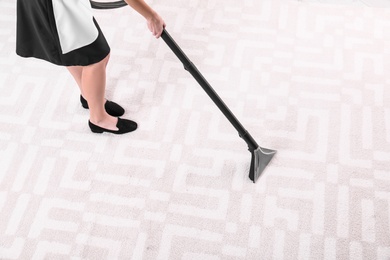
[1,0,390,259]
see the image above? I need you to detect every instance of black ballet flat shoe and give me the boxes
[80,95,125,117]
[89,118,138,134]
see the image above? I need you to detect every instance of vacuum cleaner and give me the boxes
[90,0,276,183]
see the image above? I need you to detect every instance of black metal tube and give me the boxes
[161,29,259,151]
[90,0,127,9]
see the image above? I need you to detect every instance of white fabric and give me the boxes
[51,0,98,54]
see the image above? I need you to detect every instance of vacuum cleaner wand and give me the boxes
[161,29,276,183]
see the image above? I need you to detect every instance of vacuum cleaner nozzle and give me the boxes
[249,147,276,183]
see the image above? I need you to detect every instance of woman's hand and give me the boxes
[147,12,166,38]
[123,0,165,38]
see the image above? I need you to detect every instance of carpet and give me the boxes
[0,0,389,259]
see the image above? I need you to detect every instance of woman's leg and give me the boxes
[67,53,110,99]
[68,54,118,131]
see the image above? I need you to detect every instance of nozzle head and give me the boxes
[249,147,276,183]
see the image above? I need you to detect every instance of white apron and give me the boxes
[51,0,99,54]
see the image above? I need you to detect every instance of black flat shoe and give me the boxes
[80,95,125,117]
[89,118,137,134]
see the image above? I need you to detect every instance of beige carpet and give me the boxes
[1,0,390,259]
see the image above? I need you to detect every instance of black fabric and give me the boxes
[16,0,110,66]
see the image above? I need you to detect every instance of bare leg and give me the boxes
[67,58,109,101]
[68,54,118,131]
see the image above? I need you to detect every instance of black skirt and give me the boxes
[16,0,110,66]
